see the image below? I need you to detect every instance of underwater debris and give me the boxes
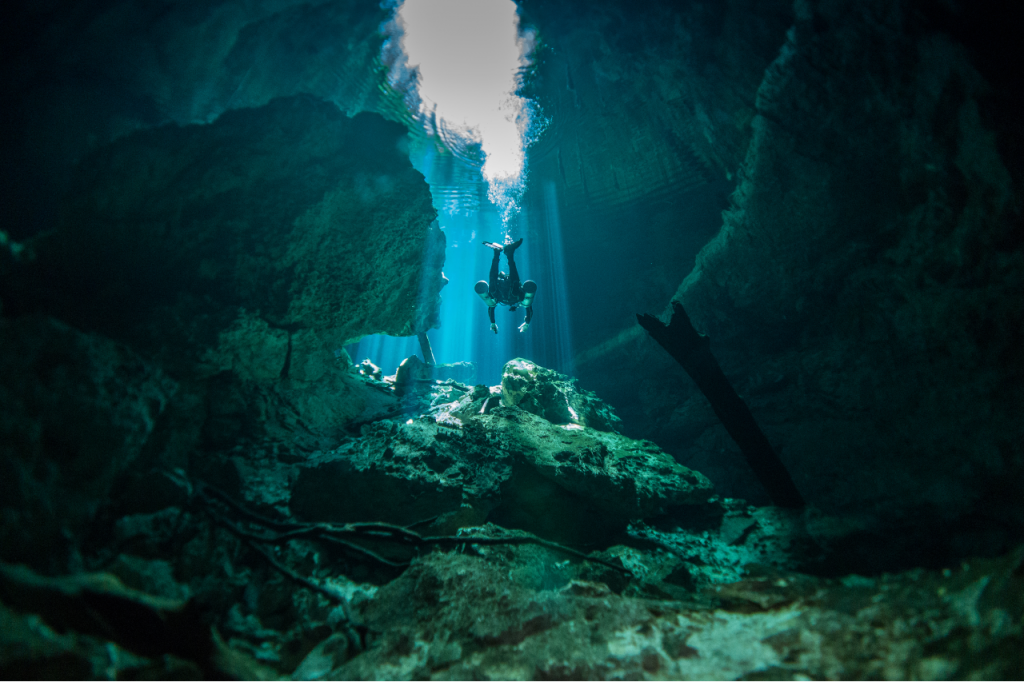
[356,358,383,381]
[153,468,636,650]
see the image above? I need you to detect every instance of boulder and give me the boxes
[292,364,711,544]
[482,406,713,543]
[501,358,622,433]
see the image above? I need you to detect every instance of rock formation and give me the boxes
[500,357,623,432]
[10,95,445,360]
[0,94,447,569]
[664,0,1024,549]
[294,360,711,545]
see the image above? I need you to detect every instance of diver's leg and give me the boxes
[503,238,523,288]
[503,238,523,258]
[489,250,501,291]
[506,253,521,291]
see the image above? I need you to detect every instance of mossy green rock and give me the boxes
[292,366,712,544]
[501,358,623,433]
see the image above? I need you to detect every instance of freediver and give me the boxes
[474,238,537,334]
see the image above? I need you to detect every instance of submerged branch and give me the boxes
[165,471,635,585]
[637,301,805,508]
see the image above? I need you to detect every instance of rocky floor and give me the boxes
[1,358,1021,679]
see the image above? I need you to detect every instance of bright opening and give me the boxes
[385,0,540,226]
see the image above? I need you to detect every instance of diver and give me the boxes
[474,238,537,334]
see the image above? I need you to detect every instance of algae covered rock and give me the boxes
[292,362,711,544]
[501,358,622,433]
[291,414,511,528]
[483,406,712,523]
[335,542,1024,681]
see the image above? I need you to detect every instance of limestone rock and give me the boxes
[1,95,448,485]
[484,406,711,524]
[336,543,1024,680]
[0,561,272,680]
[522,0,791,214]
[292,365,711,544]
[291,414,512,528]
[662,3,1024,530]
[0,315,176,570]
[558,0,1024,554]
[9,95,445,374]
[2,0,392,244]
[500,358,622,433]
[0,600,176,680]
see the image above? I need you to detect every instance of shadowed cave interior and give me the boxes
[1,0,1023,678]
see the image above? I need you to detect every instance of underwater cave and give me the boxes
[1,0,1023,678]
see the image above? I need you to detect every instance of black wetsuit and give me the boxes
[488,249,533,326]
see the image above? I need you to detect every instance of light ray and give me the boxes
[385,0,541,227]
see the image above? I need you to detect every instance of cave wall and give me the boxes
[678,0,1023,531]
[12,96,444,356]
[551,0,1023,549]
[518,0,792,362]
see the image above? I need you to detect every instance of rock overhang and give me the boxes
[4,95,446,377]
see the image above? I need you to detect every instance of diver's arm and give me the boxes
[518,280,537,333]
[489,307,498,333]
[519,306,532,333]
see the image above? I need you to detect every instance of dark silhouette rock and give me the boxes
[0,315,175,570]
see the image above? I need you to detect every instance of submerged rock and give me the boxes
[0,95,450,509]
[393,355,477,393]
[581,0,1024,553]
[336,542,1024,681]
[0,560,274,680]
[501,358,623,433]
[292,361,711,544]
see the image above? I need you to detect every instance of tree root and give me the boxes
[160,469,635,624]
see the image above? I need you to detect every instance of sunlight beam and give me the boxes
[386,0,540,227]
